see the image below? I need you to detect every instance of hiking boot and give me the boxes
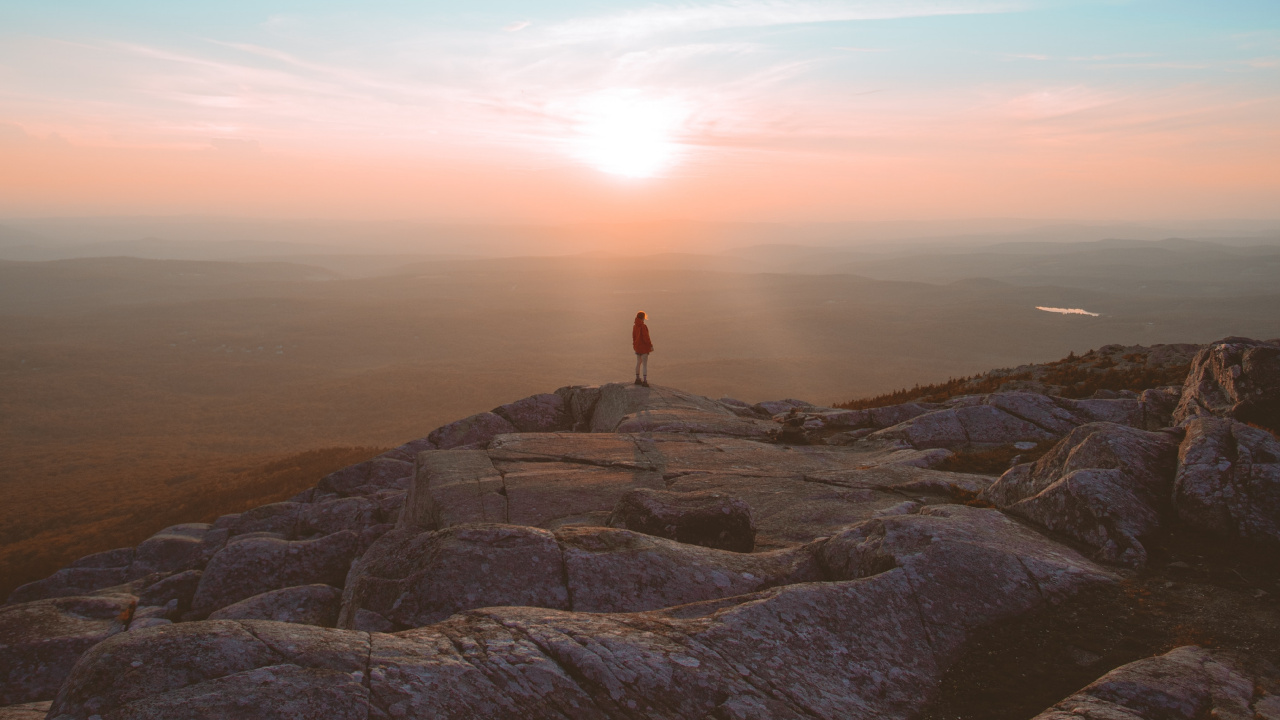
[640,379,650,388]
[634,377,642,385]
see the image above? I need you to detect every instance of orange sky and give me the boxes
[2,1,1278,223]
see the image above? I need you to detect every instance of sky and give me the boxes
[1,0,1278,223]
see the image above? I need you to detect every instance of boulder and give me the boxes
[985,392,1082,434]
[225,502,304,538]
[1174,337,1280,432]
[1138,385,1182,430]
[0,594,135,704]
[208,585,342,627]
[1030,646,1265,720]
[869,402,1064,450]
[336,524,569,629]
[317,456,414,497]
[492,393,570,432]
[862,392,1154,452]
[868,402,936,428]
[189,531,358,617]
[7,568,130,604]
[51,507,1112,720]
[955,404,1059,444]
[868,408,969,449]
[132,601,178,624]
[129,523,223,576]
[980,422,1181,566]
[1174,417,1280,546]
[136,569,202,615]
[427,411,516,450]
[68,547,134,570]
[818,505,1115,663]
[606,488,756,552]
[378,437,437,463]
[47,621,370,720]
[300,496,381,537]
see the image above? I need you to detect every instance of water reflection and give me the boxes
[1036,306,1100,317]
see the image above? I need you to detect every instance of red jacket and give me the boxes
[633,320,653,354]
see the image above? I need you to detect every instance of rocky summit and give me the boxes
[3,339,1279,719]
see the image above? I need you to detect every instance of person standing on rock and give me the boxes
[633,311,654,387]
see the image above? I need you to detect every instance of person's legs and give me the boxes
[640,353,648,381]
[635,354,643,381]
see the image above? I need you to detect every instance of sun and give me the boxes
[573,91,687,179]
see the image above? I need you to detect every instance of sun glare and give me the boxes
[573,91,687,179]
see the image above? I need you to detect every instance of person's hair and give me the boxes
[636,311,646,321]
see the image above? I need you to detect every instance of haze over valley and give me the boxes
[3,222,1279,596]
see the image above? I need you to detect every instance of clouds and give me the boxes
[544,0,1025,42]
[0,0,1277,220]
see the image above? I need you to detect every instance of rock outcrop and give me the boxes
[863,392,1151,450]
[314,456,414,498]
[0,594,134,705]
[980,422,1181,566]
[1174,337,1280,432]
[189,532,359,618]
[1174,417,1280,546]
[398,418,985,550]
[493,393,571,432]
[47,506,1114,720]
[207,585,342,627]
[9,342,1280,716]
[337,523,820,630]
[1031,646,1274,720]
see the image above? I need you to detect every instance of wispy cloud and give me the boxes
[2,0,1277,199]
[546,0,1026,41]
[1088,61,1212,70]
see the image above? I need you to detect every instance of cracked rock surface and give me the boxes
[49,506,1114,720]
[1174,337,1280,432]
[1175,417,1280,546]
[980,422,1182,567]
[10,360,1280,717]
